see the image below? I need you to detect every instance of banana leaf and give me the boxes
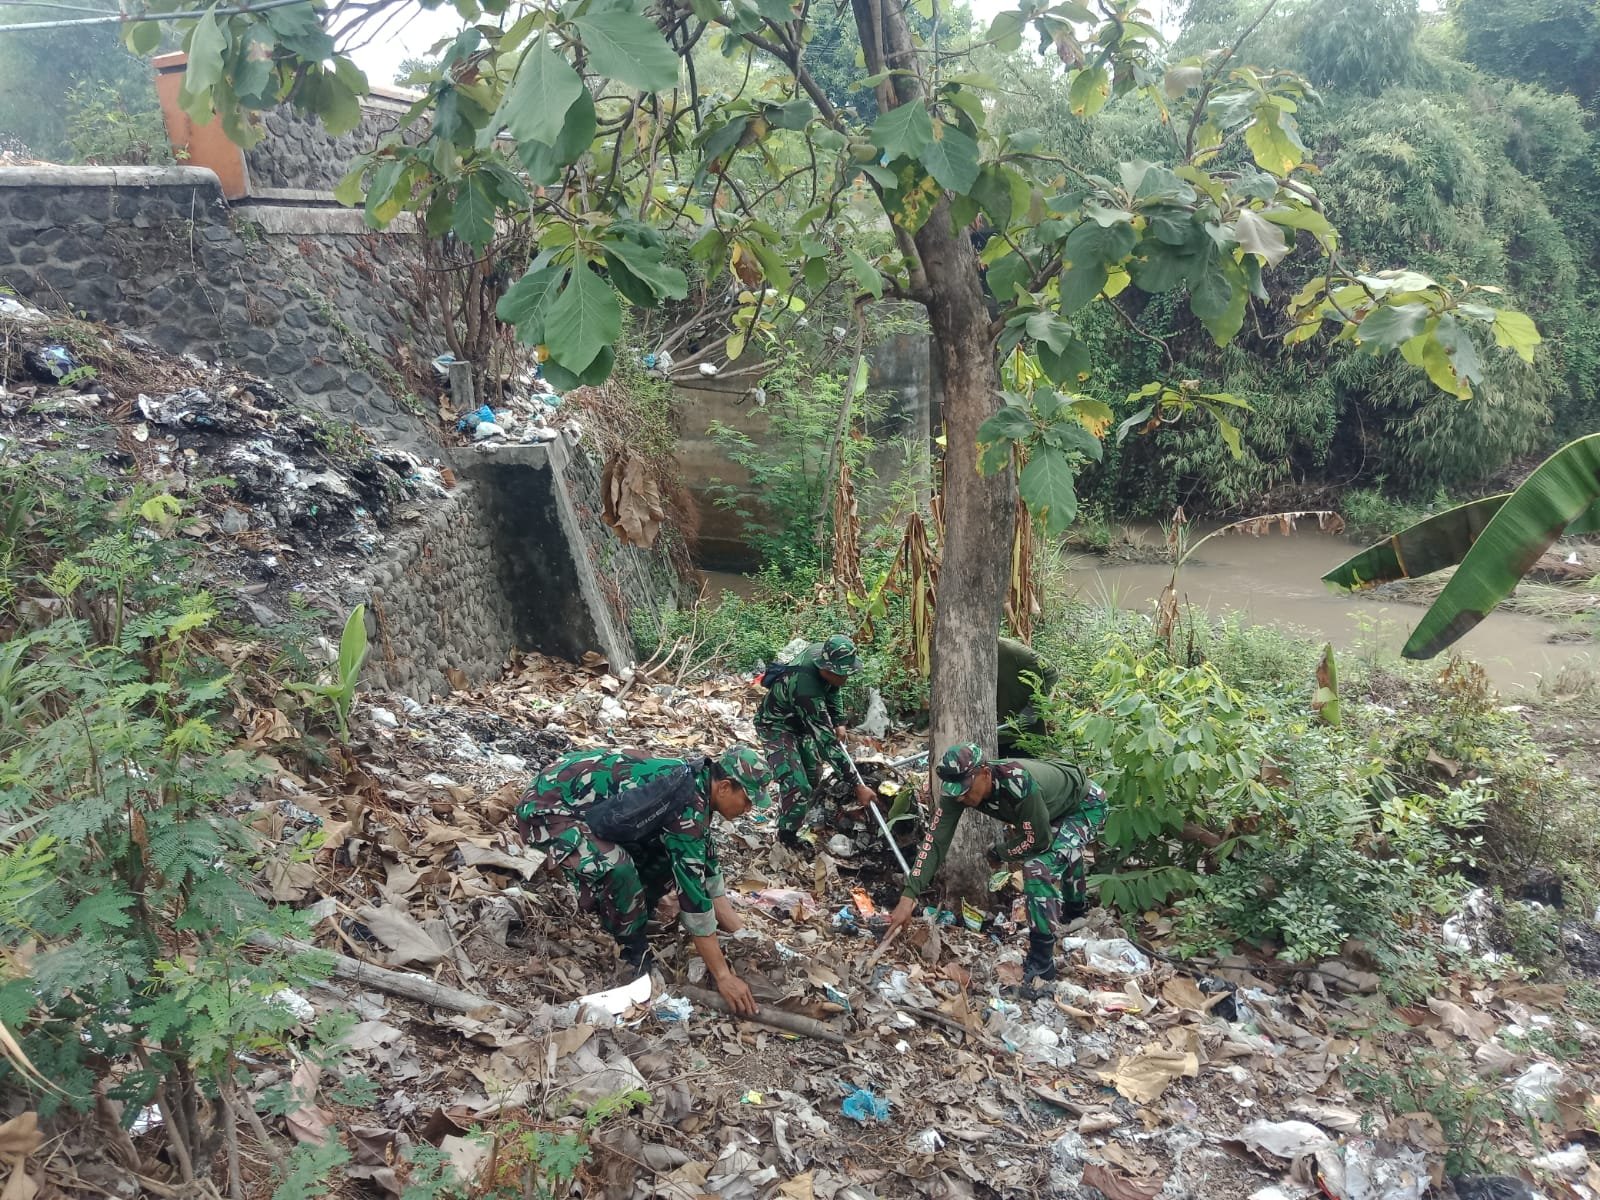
[1323,494,1511,591]
[1324,434,1600,659]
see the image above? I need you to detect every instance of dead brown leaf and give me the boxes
[0,1115,41,1159]
[1083,1161,1163,1200]
[601,452,666,548]
[285,1062,334,1146]
[1427,996,1496,1044]
[357,903,450,967]
[1098,1042,1199,1104]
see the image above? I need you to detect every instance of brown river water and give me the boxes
[699,527,1598,695]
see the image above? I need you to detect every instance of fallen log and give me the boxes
[247,932,529,1022]
[677,985,849,1045]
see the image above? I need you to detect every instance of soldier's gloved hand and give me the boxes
[984,844,1008,870]
[715,970,759,1016]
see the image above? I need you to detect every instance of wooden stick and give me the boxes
[247,932,529,1022]
[897,1004,1011,1054]
[855,925,901,980]
[677,985,849,1045]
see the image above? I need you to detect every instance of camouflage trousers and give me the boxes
[522,813,674,941]
[760,726,826,835]
[1016,790,1109,935]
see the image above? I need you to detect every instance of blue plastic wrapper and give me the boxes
[841,1088,891,1124]
[455,404,495,432]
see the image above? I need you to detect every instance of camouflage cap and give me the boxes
[817,633,862,677]
[936,741,985,797]
[717,745,773,807]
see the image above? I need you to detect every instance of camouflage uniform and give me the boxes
[515,747,767,940]
[905,747,1108,936]
[996,637,1060,755]
[755,634,863,836]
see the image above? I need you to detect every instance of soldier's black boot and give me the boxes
[618,933,655,975]
[1021,931,1058,992]
[1061,897,1089,925]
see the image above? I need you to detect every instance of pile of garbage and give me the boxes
[0,301,455,618]
[156,649,1596,1200]
[435,352,569,449]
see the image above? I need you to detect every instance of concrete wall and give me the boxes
[0,165,431,451]
[674,308,937,569]
[360,438,658,699]
[560,437,686,643]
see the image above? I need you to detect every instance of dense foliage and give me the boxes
[0,7,169,163]
[1000,0,1600,516]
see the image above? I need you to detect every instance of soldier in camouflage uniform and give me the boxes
[756,633,876,853]
[514,744,772,1015]
[885,742,1108,992]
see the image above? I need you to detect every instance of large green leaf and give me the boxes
[603,233,688,303]
[500,41,584,147]
[1018,449,1079,534]
[871,102,935,161]
[497,263,565,344]
[182,8,228,122]
[543,263,621,373]
[920,121,980,193]
[1325,494,1508,591]
[1232,209,1290,266]
[452,171,498,246]
[1329,435,1600,659]
[572,11,681,92]
[519,86,596,185]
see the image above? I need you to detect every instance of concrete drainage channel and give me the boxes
[361,438,636,700]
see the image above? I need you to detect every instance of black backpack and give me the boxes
[758,660,800,688]
[584,763,695,844]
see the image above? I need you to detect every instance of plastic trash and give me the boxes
[370,706,400,730]
[271,989,315,1021]
[1450,1177,1537,1200]
[739,1090,763,1104]
[654,996,692,1023]
[826,834,856,857]
[1509,1061,1565,1117]
[473,421,506,441]
[840,1087,890,1124]
[455,403,494,431]
[1336,1136,1426,1200]
[738,888,821,921]
[578,973,653,1021]
[831,907,858,935]
[907,1128,945,1154]
[1238,1119,1333,1161]
[0,296,44,323]
[36,344,77,380]
[854,688,890,738]
[1080,938,1151,975]
[962,901,984,931]
[1529,1143,1589,1177]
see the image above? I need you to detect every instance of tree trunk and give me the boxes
[854,0,1011,904]
[919,218,1009,903]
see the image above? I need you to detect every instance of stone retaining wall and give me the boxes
[244,98,412,194]
[360,482,522,699]
[0,165,431,450]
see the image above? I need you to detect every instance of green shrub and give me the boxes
[0,451,330,1183]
